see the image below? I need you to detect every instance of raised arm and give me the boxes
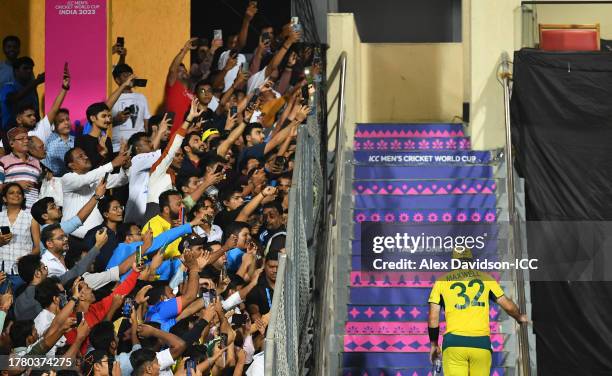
[76,179,107,223]
[265,29,300,77]
[238,2,257,50]
[263,108,307,155]
[151,114,170,150]
[137,324,187,360]
[59,229,107,284]
[217,119,246,157]
[105,74,134,109]
[46,66,70,124]
[235,186,277,222]
[168,39,197,86]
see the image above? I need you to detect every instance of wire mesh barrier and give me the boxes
[264,83,325,375]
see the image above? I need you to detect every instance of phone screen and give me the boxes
[0,226,10,235]
[103,172,110,184]
[117,37,124,47]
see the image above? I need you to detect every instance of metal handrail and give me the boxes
[500,51,532,376]
[326,51,347,225]
[264,253,288,374]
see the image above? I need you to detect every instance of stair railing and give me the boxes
[313,51,348,376]
[500,51,532,376]
[327,51,347,225]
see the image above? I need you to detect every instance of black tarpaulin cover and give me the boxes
[511,49,612,376]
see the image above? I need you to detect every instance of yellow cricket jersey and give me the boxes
[428,269,504,337]
[143,215,181,258]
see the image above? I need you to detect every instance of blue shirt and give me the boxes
[0,81,39,129]
[43,133,75,177]
[146,297,181,332]
[0,61,14,91]
[226,247,245,273]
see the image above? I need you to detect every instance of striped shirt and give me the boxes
[0,153,41,209]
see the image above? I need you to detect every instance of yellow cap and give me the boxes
[202,128,220,142]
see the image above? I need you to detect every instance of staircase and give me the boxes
[340,123,511,376]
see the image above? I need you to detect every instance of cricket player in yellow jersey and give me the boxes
[428,249,528,376]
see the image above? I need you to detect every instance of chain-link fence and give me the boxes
[264,84,325,375]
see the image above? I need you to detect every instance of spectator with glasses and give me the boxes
[0,126,42,209]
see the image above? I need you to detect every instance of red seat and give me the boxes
[539,24,600,51]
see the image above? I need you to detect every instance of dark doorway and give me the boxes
[191,0,291,54]
[338,0,462,43]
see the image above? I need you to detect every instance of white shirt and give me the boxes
[147,132,184,204]
[208,96,219,112]
[222,291,243,311]
[156,348,175,376]
[193,224,223,243]
[218,50,247,92]
[110,92,151,152]
[41,251,66,278]
[124,150,162,223]
[246,352,265,376]
[61,163,128,238]
[34,309,66,357]
[0,209,33,275]
[247,68,268,95]
[0,116,53,148]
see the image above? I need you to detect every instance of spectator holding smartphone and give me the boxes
[110,64,151,153]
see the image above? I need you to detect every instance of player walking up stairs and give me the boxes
[342,123,527,376]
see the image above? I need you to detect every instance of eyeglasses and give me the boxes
[52,235,68,241]
[198,88,213,94]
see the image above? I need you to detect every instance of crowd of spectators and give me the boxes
[0,1,319,374]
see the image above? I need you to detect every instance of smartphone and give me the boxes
[262,31,271,44]
[301,84,310,104]
[219,333,228,348]
[136,245,143,266]
[201,289,212,308]
[185,359,196,376]
[0,279,11,295]
[102,172,109,184]
[133,79,147,87]
[213,29,223,41]
[275,156,287,168]
[242,61,250,73]
[232,313,247,327]
[179,207,185,225]
[230,106,238,116]
[75,312,84,327]
[122,297,134,318]
[0,226,10,235]
[197,38,208,47]
[214,164,224,174]
[116,36,125,47]
[63,62,69,78]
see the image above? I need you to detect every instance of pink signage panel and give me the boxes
[45,0,107,129]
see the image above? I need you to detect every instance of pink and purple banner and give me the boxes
[45,0,107,129]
